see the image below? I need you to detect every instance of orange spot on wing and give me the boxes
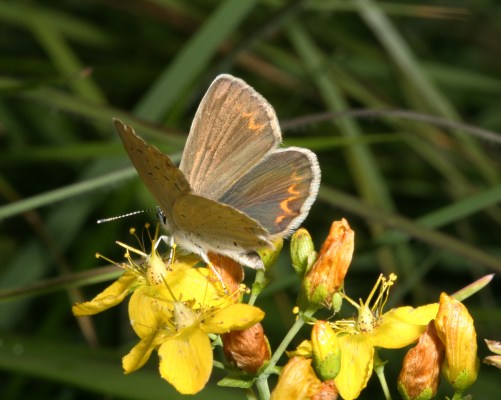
[242,111,265,132]
[274,173,303,224]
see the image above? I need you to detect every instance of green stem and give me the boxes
[255,377,270,400]
[268,308,315,372]
[374,350,392,400]
[255,307,317,399]
[451,391,464,400]
[249,270,266,306]
[245,387,258,400]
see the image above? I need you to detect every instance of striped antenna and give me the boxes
[97,208,156,224]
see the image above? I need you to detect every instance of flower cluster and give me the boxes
[273,219,481,400]
[72,225,266,394]
[73,219,487,399]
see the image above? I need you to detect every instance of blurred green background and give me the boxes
[1,0,500,399]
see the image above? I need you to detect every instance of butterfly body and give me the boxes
[115,74,320,269]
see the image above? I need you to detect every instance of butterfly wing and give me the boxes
[218,148,320,237]
[114,119,191,222]
[172,194,271,254]
[179,74,281,200]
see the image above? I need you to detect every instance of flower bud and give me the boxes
[302,219,354,308]
[397,322,444,400]
[291,228,316,276]
[312,380,338,400]
[434,292,479,391]
[331,292,343,314]
[208,253,244,296]
[259,237,284,271]
[311,321,341,381]
[222,322,270,373]
[484,339,501,369]
[271,357,321,400]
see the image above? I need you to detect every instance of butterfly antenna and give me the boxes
[97,209,156,224]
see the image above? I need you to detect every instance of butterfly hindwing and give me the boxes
[218,148,320,237]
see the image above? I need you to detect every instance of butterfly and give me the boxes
[114,74,320,269]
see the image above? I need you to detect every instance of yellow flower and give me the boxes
[271,357,322,400]
[331,274,439,400]
[72,225,266,394]
[72,225,200,317]
[434,292,479,391]
[123,297,265,394]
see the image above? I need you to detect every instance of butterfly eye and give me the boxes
[156,206,167,225]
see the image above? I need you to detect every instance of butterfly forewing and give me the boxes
[172,194,271,251]
[114,119,191,222]
[179,75,281,200]
[218,148,320,237]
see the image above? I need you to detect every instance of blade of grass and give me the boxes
[134,0,258,121]
[355,0,499,184]
[286,20,417,279]
[0,266,121,304]
[0,77,187,145]
[27,10,106,103]
[0,169,135,221]
[0,335,234,400]
[0,2,112,46]
[319,185,501,272]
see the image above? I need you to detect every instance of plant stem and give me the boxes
[245,387,258,400]
[249,270,265,306]
[255,377,270,400]
[374,350,392,400]
[255,307,317,398]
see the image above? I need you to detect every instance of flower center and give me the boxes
[173,301,198,330]
[332,273,397,334]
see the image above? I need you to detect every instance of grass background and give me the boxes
[1,0,500,398]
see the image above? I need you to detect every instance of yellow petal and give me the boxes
[72,271,137,316]
[128,285,173,338]
[158,328,213,395]
[334,334,374,400]
[201,303,265,334]
[122,332,161,374]
[287,340,313,358]
[371,304,439,349]
[169,267,221,308]
[271,357,321,400]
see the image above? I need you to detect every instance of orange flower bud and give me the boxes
[271,357,321,400]
[434,293,479,391]
[222,322,270,373]
[303,219,354,308]
[398,322,444,400]
[312,380,338,400]
[311,321,341,381]
[209,253,244,296]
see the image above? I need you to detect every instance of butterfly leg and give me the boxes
[199,252,228,294]
[154,234,177,269]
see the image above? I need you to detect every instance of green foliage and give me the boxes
[0,0,500,398]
